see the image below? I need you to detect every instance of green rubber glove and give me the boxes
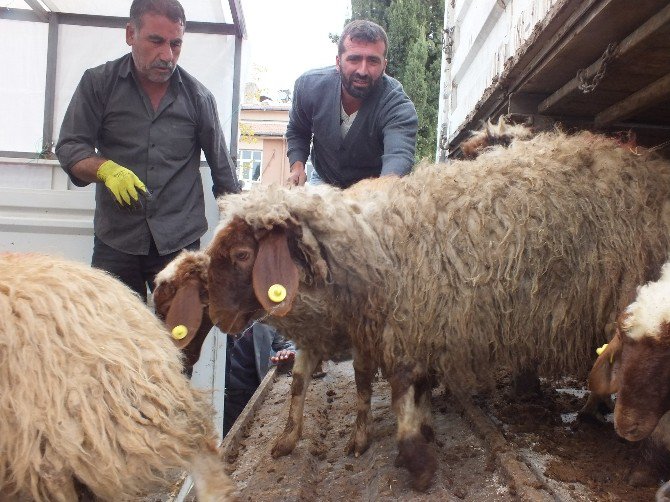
[96,160,147,206]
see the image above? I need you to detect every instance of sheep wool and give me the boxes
[0,253,234,501]
[217,130,670,387]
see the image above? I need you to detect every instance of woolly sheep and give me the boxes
[0,253,235,501]
[160,129,670,490]
[152,180,393,460]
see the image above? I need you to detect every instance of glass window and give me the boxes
[238,149,262,189]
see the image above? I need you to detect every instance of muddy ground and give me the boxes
[215,361,661,502]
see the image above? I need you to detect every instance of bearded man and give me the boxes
[285,19,418,188]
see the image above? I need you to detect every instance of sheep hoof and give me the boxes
[345,430,370,457]
[397,437,437,492]
[271,434,298,458]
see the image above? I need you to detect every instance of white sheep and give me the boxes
[158,129,670,491]
[0,253,235,501]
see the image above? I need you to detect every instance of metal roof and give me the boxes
[446,0,670,157]
[4,0,245,36]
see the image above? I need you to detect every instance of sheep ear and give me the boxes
[164,280,204,349]
[252,227,299,317]
[587,333,622,396]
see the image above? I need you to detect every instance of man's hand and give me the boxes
[286,161,307,187]
[270,349,295,364]
[96,160,147,206]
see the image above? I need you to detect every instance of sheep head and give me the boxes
[153,251,211,350]
[207,216,304,334]
[613,317,670,441]
[460,117,533,159]
[612,264,670,442]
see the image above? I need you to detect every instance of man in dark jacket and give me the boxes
[285,19,418,188]
[223,323,295,437]
[56,0,240,302]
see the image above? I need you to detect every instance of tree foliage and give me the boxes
[349,0,444,161]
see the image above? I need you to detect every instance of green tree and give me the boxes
[349,0,444,161]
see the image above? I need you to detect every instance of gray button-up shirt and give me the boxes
[56,54,241,255]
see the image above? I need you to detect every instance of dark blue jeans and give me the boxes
[92,235,199,303]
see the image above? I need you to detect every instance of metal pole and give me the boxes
[42,13,58,159]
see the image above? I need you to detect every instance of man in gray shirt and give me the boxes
[286,19,418,189]
[56,0,240,301]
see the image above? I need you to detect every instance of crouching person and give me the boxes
[224,322,295,437]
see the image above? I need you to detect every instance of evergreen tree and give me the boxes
[349,0,391,28]
[349,0,444,161]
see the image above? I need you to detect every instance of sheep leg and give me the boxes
[345,352,376,457]
[271,349,321,458]
[190,444,237,501]
[415,375,435,443]
[578,392,613,424]
[389,366,437,492]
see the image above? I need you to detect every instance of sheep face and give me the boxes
[614,327,670,441]
[153,251,210,349]
[153,251,215,373]
[207,217,301,334]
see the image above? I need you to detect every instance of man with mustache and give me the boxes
[56,0,240,302]
[286,19,418,188]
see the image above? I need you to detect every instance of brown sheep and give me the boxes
[157,130,670,491]
[153,178,394,458]
[582,324,670,487]
[0,253,235,501]
[154,240,357,461]
[604,261,670,443]
[153,250,214,376]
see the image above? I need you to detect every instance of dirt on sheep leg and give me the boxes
[395,435,437,492]
[271,349,320,458]
[346,354,376,456]
[390,366,437,491]
[511,364,542,398]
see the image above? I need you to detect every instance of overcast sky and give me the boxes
[241,0,351,94]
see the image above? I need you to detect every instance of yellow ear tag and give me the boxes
[595,343,608,356]
[172,325,188,340]
[268,284,287,303]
